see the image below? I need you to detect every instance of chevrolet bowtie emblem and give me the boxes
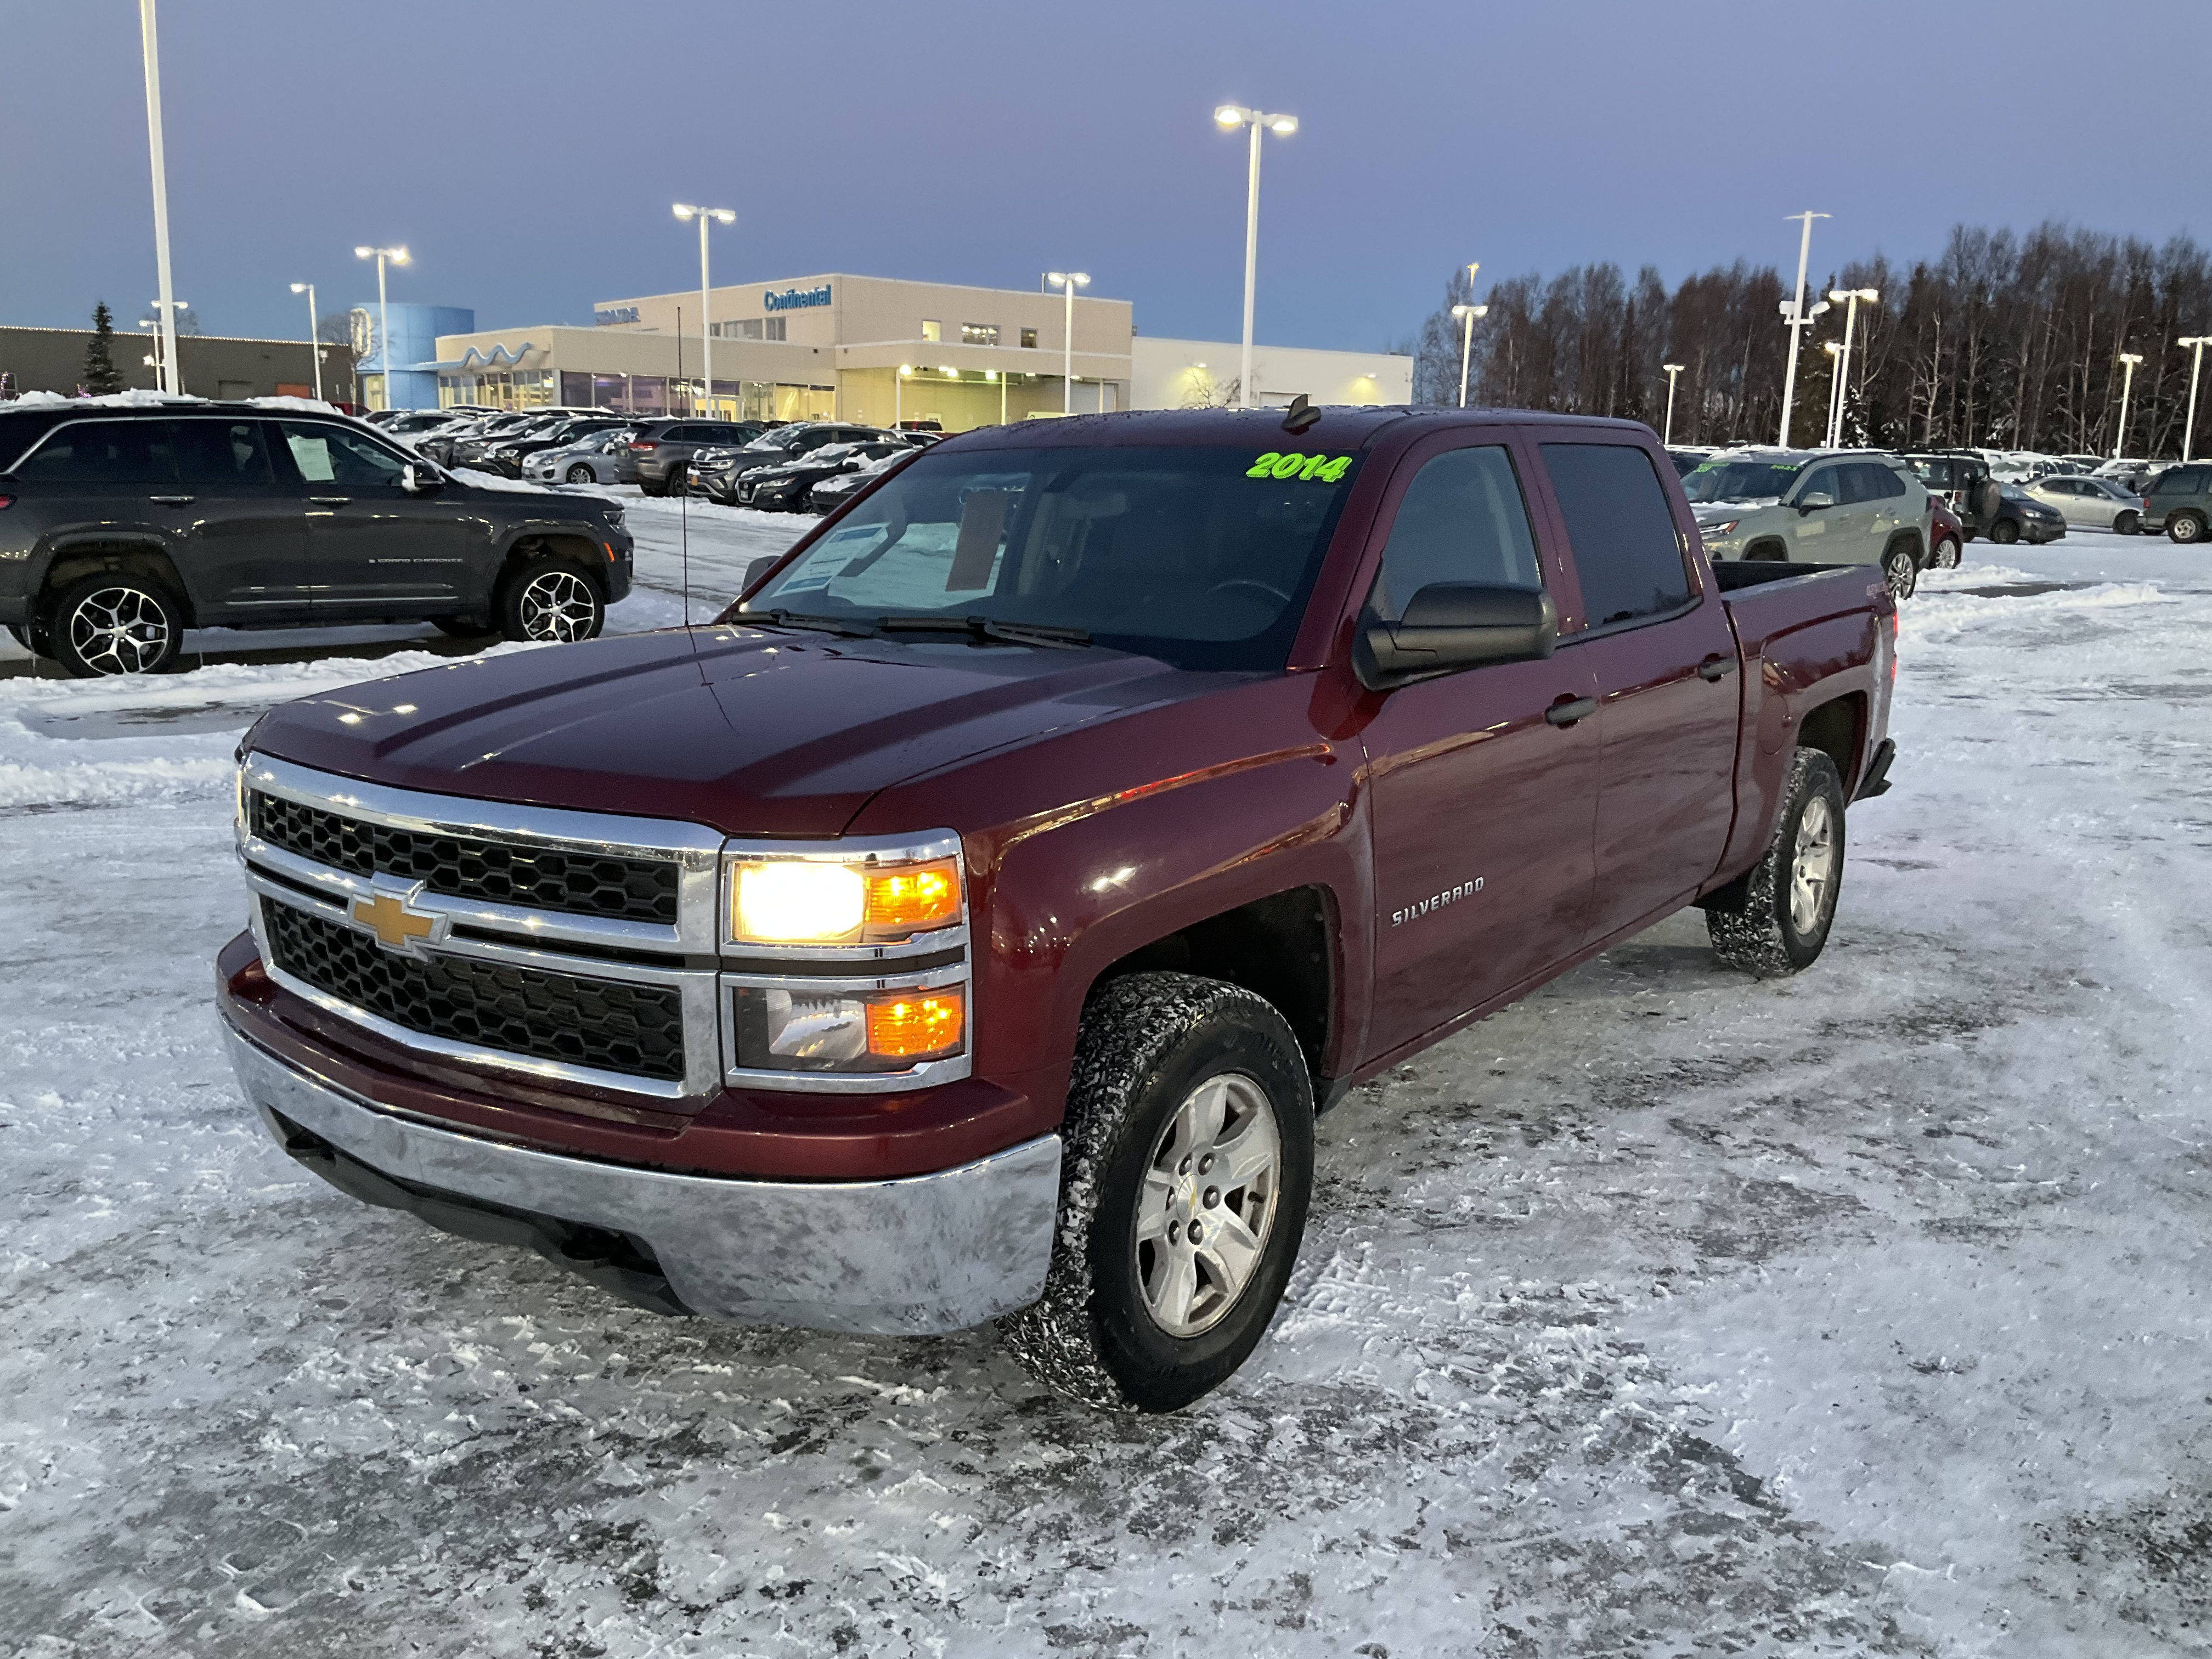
[352,879,444,956]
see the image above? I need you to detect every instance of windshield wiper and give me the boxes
[874,614,1092,650]
[752,608,880,637]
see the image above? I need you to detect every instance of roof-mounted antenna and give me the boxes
[1280,392,1321,435]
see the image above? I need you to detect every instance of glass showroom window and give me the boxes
[962,324,999,346]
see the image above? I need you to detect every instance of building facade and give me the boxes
[433,273,1410,429]
[352,302,475,411]
[0,325,354,403]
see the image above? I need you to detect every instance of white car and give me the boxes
[2025,474,2145,534]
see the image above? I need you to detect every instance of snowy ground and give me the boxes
[2,520,2208,1657]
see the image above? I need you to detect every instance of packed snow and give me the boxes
[2,516,2207,1656]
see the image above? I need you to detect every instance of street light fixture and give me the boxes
[290,282,323,403]
[2114,351,2145,459]
[1776,210,1831,445]
[1824,287,1880,449]
[1215,103,1297,410]
[2179,336,2211,462]
[1047,272,1090,414]
[673,205,736,417]
[354,245,410,411]
[1661,363,1686,445]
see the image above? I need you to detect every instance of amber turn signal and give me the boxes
[863,859,961,935]
[865,989,965,1060]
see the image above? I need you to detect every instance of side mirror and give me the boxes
[1353,583,1557,691]
[741,554,781,595]
[1796,490,1835,514]
[402,462,444,495]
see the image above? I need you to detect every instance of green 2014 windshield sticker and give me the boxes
[1246,451,1353,483]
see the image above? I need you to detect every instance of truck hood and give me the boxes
[1692,498,1781,522]
[245,625,1224,837]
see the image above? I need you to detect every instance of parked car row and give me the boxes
[689,422,935,508]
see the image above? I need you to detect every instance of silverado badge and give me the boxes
[352,877,446,957]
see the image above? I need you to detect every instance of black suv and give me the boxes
[621,418,768,494]
[0,403,633,677]
[695,422,899,504]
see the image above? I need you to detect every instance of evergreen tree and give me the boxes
[83,302,123,395]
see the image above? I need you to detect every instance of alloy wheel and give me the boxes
[2174,514,2205,544]
[1790,795,1837,936]
[567,463,592,483]
[66,585,172,675]
[515,570,598,642]
[1133,1071,1282,1339]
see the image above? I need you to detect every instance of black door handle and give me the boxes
[146,494,195,505]
[1545,696,1598,726]
[1697,654,1739,681]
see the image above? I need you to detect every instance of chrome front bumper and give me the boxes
[224,1025,1060,1335]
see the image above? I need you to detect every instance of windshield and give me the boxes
[741,442,1363,671]
[1683,459,1805,502]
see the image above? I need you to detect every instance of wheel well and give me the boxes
[1883,529,1926,566]
[38,545,195,627]
[1743,538,1788,562]
[498,534,607,600]
[1797,695,1864,792]
[1093,885,1335,1080]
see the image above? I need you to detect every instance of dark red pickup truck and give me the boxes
[219,405,1897,1412]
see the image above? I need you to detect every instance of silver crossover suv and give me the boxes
[1685,447,1934,599]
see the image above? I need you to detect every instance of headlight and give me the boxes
[1701,520,1739,539]
[726,848,962,946]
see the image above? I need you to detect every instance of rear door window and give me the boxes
[14,420,178,486]
[1366,445,1543,622]
[166,420,275,488]
[1540,443,1693,629]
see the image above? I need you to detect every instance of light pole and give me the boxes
[1824,287,1880,448]
[1776,210,1831,446]
[1047,272,1090,414]
[673,205,736,417]
[1214,104,1297,410]
[354,245,409,411]
[138,0,180,395]
[139,300,188,393]
[2114,352,2145,459]
[1450,289,1489,411]
[2179,336,2211,463]
[1661,363,1685,445]
[290,283,323,403]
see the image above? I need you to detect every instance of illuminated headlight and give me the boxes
[727,853,962,945]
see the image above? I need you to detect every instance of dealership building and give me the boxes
[428,273,1410,428]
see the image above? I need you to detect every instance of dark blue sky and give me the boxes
[6,0,2208,353]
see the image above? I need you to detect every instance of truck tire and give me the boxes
[50,572,186,678]
[2169,511,2205,544]
[1705,748,1846,978]
[496,556,604,644]
[1882,544,1918,600]
[1000,972,1314,1413]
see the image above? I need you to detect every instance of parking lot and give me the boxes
[3,512,2207,1657]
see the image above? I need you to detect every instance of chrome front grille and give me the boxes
[266,904,689,1082]
[249,791,680,925]
[238,753,725,1099]
[234,754,974,1101]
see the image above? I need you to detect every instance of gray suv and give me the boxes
[2141,463,2212,541]
[622,418,768,494]
[0,404,633,676]
[1685,447,1933,597]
